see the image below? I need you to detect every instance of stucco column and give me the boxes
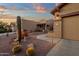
[53,11,62,38]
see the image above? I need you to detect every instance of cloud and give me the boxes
[32,3,47,13]
[0,5,6,11]
[10,6,17,10]
[9,6,32,13]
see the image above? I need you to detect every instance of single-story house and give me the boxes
[49,3,79,40]
[21,19,48,32]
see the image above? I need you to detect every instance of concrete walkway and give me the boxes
[36,34,61,44]
[47,39,79,56]
[0,32,16,36]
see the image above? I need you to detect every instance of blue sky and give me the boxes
[0,3,56,20]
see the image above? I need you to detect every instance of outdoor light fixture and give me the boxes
[55,23,59,26]
[54,12,62,20]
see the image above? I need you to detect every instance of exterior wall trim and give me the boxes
[53,20,61,21]
[61,11,79,18]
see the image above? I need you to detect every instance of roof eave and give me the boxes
[51,3,68,15]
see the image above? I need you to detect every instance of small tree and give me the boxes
[0,21,7,33]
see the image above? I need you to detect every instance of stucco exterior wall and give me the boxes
[60,3,79,14]
[48,12,62,38]
[53,21,62,38]
[22,20,38,31]
[60,3,79,40]
[63,15,79,40]
[48,21,62,38]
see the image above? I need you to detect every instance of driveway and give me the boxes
[47,39,79,56]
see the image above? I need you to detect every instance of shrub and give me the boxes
[26,43,35,56]
[11,41,21,55]
[0,28,7,33]
[26,47,35,56]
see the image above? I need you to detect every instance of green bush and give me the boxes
[11,41,21,55]
[26,47,35,56]
[12,44,21,54]
[0,21,12,33]
[0,28,7,33]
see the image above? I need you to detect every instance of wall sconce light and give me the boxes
[55,23,59,26]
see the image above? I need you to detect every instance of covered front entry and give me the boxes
[62,15,79,40]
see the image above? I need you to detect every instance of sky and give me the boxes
[0,3,56,21]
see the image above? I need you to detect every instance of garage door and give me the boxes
[63,15,79,40]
